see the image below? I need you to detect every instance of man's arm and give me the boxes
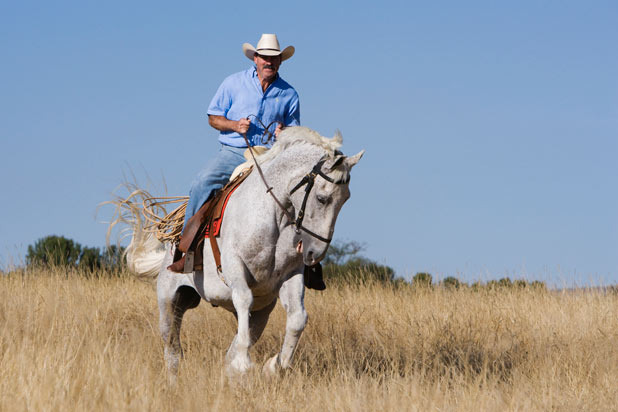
[208,115,250,135]
[286,92,300,126]
[274,93,300,137]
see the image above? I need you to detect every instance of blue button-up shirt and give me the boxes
[207,67,301,147]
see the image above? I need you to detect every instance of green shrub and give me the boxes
[26,235,126,273]
[442,276,462,290]
[530,280,547,291]
[498,277,513,288]
[322,240,396,285]
[513,279,528,288]
[412,272,433,288]
[324,257,395,284]
[27,235,82,267]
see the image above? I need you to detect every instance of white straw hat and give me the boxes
[242,34,295,61]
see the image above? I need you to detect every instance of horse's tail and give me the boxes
[103,186,167,279]
[126,229,166,278]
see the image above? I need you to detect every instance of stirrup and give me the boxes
[168,246,194,274]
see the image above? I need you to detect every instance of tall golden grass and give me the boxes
[0,267,616,411]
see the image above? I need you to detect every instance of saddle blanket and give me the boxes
[204,179,244,238]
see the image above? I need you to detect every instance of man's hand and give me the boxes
[235,118,251,134]
[274,123,283,138]
[208,115,251,134]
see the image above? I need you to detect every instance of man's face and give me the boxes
[254,53,282,82]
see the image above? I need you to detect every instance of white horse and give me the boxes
[122,126,363,377]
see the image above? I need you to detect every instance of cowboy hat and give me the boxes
[242,34,295,62]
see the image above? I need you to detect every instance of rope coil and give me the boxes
[141,196,188,243]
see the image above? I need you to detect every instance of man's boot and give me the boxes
[167,243,196,273]
[168,197,215,273]
[304,263,326,290]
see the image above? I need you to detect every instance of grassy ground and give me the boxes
[0,267,616,411]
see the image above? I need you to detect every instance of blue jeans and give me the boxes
[183,145,246,231]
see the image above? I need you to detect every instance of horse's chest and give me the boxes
[243,242,301,287]
[221,208,302,289]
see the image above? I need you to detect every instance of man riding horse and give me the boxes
[171,34,325,290]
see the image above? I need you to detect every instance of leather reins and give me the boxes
[247,114,279,145]
[241,128,348,245]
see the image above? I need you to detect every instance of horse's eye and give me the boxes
[316,195,328,205]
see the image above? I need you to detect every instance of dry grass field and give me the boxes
[0,267,616,411]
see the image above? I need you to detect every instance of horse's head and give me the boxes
[291,150,364,266]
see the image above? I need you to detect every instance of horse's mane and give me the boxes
[256,126,343,164]
[229,126,350,183]
[252,126,351,183]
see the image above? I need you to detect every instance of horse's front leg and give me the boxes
[226,266,254,374]
[264,271,307,374]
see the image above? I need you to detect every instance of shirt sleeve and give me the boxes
[285,92,300,126]
[207,78,232,117]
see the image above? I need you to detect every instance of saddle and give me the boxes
[168,166,253,273]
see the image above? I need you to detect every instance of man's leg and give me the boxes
[169,145,245,273]
[183,145,246,231]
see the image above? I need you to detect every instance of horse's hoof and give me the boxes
[228,355,253,375]
[262,354,280,376]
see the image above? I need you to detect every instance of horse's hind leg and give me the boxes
[159,284,201,378]
[264,272,307,374]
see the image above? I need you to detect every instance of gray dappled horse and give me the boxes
[124,126,363,377]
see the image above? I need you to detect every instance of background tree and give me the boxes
[412,272,433,288]
[26,235,82,267]
[79,246,102,271]
[514,279,528,288]
[322,240,365,266]
[530,280,547,290]
[442,276,462,289]
[101,245,126,270]
[498,277,513,288]
[25,235,126,273]
[322,240,395,284]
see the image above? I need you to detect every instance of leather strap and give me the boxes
[209,231,222,272]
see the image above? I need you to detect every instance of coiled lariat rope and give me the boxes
[141,196,189,242]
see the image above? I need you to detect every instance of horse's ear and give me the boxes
[344,150,365,168]
[328,154,346,171]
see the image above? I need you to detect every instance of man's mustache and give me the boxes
[264,64,276,70]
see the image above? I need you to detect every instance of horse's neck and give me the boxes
[261,144,324,197]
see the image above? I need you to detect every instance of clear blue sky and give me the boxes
[1,1,617,286]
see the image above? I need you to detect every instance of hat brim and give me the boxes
[243,43,294,62]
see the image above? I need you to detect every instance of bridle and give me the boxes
[288,157,349,243]
[241,131,349,245]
